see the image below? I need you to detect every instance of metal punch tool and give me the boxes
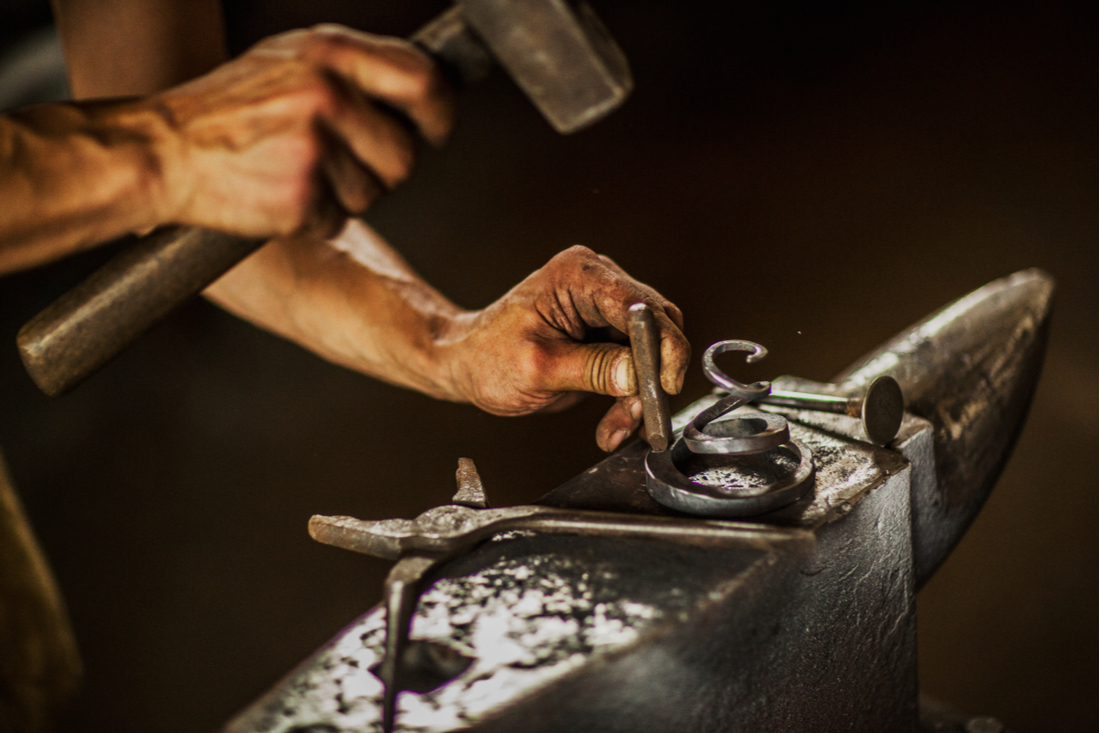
[308,458,812,732]
[755,375,904,447]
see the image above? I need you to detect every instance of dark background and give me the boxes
[0,1,1095,731]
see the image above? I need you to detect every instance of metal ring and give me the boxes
[645,437,814,517]
[682,412,789,455]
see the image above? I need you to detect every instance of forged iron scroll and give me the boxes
[645,438,814,517]
[644,340,814,516]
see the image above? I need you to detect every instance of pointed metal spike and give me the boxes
[378,555,438,733]
[453,458,489,508]
[833,269,1055,588]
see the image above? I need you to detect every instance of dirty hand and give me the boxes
[444,246,690,452]
[146,24,455,239]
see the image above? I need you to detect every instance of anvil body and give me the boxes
[224,271,1052,732]
[227,414,923,732]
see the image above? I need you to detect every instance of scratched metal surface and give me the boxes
[832,270,1054,586]
[223,534,771,732]
[541,399,907,530]
[224,412,913,733]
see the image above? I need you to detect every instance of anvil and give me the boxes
[222,270,1052,733]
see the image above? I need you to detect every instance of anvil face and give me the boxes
[223,270,1052,733]
[227,417,920,732]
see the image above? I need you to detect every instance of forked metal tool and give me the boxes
[308,458,812,731]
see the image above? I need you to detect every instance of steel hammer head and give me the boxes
[416,0,633,133]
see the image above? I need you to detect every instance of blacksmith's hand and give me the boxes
[444,246,690,452]
[0,26,455,271]
[149,24,455,240]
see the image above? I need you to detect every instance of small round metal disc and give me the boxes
[861,375,904,446]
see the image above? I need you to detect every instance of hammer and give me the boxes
[18,0,632,396]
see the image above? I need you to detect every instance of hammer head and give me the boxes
[462,0,633,133]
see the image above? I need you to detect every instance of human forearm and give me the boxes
[0,101,171,272]
[1,26,454,275]
[204,220,468,401]
[206,222,691,450]
[52,0,228,98]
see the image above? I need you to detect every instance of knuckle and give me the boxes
[668,305,686,330]
[514,343,550,387]
[292,70,342,116]
[251,28,305,53]
[564,244,597,261]
[551,244,599,272]
[303,24,353,54]
[298,26,381,73]
[309,23,351,38]
[583,344,620,395]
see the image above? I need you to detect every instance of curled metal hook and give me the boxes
[645,339,813,517]
[701,340,771,399]
[684,341,785,455]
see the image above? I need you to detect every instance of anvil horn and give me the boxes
[832,269,1055,587]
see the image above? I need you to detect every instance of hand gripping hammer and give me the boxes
[18,0,633,396]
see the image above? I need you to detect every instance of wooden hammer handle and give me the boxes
[17,228,263,395]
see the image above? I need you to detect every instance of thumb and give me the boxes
[542,341,636,397]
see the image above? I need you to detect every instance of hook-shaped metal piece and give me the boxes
[645,339,813,517]
[684,341,784,455]
[701,340,772,400]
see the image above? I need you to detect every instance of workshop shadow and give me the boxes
[0,1,1093,731]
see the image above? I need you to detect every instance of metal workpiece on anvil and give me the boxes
[222,270,1053,733]
[642,339,818,518]
[757,374,904,447]
[767,268,1054,588]
[228,415,911,733]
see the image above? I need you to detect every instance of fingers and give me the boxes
[319,28,456,148]
[267,25,457,147]
[657,308,691,395]
[547,247,691,396]
[593,259,689,396]
[537,340,636,397]
[317,72,416,193]
[622,302,690,395]
[442,245,688,454]
[153,23,456,239]
[596,396,644,453]
[279,26,456,229]
[316,122,385,214]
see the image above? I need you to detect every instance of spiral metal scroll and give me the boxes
[645,340,814,517]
